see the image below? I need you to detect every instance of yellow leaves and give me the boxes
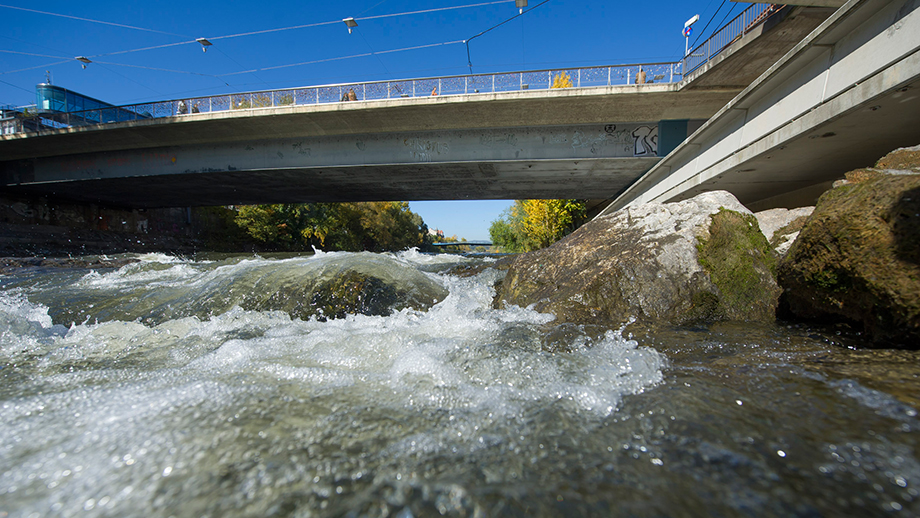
[517,199,575,249]
[491,199,585,251]
[551,71,573,89]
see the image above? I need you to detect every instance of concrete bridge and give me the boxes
[430,241,493,248]
[604,0,920,213]
[0,1,888,212]
[0,77,728,207]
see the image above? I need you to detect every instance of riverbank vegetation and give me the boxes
[488,199,586,252]
[234,202,430,252]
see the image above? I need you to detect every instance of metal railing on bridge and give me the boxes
[5,3,780,135]
[683,3,781,74]
[15,62,681,132]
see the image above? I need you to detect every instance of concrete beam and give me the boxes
[0,85,738,163]
[1,123,664,207]
[1,159,661,208]
[683,5,837,90]
[605,0,920,213]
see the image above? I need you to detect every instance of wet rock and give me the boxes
[444,255,516,278]
[251,265,449,322]
[755,207,814,256]
[777,149,920,348]
[308,270,401,321]
[0,256,140,274]
[495,191,780,328]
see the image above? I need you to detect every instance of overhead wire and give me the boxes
[465,0,552,73]
[92,62,166,97]
[688,0,726,50]
[0,3,185,37]
[212,46,270,88]
[0,49,68,59]
[216,40,463,77]
[0,78,35,95]
[357,1,512,22]
[1,0,518,100]
[357,0,392,16]
[357,30,394,78]
[1,60,71,75]
[712,2,741,40]
[91,60,229,81]
[80,1,515,59]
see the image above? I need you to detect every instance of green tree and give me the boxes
[489,208,528,252]
[234,202,429,252]
[489,199,586,252]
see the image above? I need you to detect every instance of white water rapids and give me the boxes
[1,251,917,517]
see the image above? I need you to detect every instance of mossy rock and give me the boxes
[494,192,781,328]
[308,270,401,321]
[696,209,780,322]
[777,174,920,347]
[247,268,447,322]
[875,145,920,171]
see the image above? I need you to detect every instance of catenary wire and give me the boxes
[0,49,68,59]
[86,1,514,58]
[465,0,551,73]
[217,40,464,77]
[0,3,186,37]
[689,0,726,49]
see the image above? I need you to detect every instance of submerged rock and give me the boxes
[495,191,780,328]
[778,147,920,348]
[308,270,400,321]
[245,255,449,321]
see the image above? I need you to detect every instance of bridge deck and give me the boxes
[0,3,846,209]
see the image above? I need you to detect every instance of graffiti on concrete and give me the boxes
[480,132,518,148]
[571,130,613,155]
[292,141,311,156]
[632,125,659,156]
[405,138,449,162]
[10,202,35,219]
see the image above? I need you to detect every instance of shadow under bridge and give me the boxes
[2,123,666,208]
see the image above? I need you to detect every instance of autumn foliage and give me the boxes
[234,202,428,252]
[489,199,586,252]
[551,71,573,89]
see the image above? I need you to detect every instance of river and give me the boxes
[0,251,917,517]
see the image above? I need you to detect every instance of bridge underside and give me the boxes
[0,158,658,208]
[606,0,920,214]
[1,123,665,207]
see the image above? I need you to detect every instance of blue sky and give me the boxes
[1,0,740,240]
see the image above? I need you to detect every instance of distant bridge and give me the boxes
[430,241,493,247]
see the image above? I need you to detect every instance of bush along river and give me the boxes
[1,146,919,517]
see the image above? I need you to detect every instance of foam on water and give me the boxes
[6,252,914,516]
[0,253,665,517]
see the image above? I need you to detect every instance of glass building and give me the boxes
[36,84,150,125]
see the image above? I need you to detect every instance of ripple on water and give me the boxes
[0,253,917,517]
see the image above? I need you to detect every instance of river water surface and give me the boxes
[1,251,918,517]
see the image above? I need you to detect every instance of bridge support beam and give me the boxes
[3,124,664,207]
[605,0,920,214]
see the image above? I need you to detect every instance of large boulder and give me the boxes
[494,191,780,328]
[777,146,920,347]
[755,206,814,256]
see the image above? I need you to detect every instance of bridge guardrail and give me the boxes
[12,62,681,133]
[5,3,784,135]
[683,3,781,75]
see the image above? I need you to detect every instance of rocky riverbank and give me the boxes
[495,145,920,349]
